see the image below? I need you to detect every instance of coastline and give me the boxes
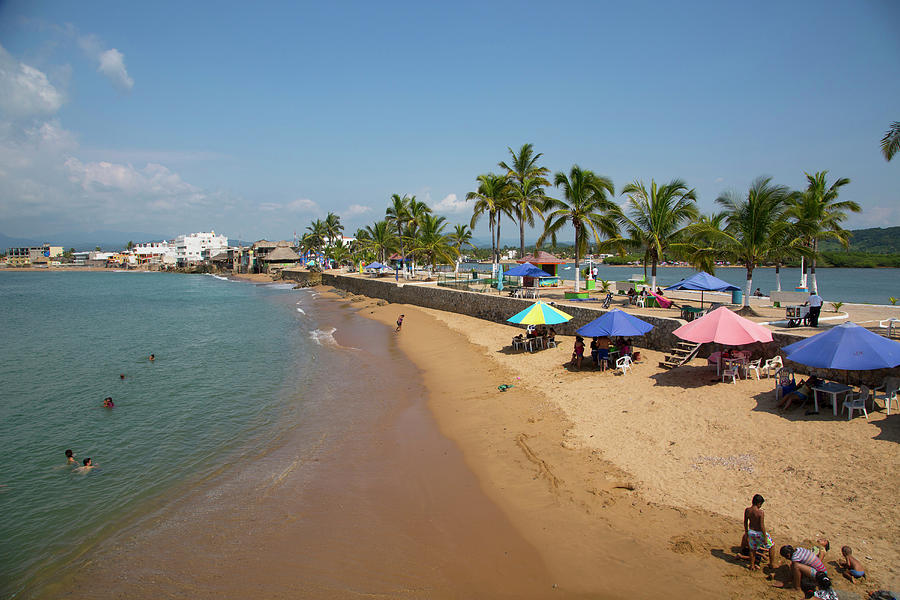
[323,287,900,596]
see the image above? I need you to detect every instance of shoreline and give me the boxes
[324,286,900,596]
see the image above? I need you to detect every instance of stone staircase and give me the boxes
[659,341,702,369]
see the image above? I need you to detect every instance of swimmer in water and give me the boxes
[75,457,95,473]
[65,449,76,465]
[103,397,115,408]
[120,374,125,380]
[149,354,155,361]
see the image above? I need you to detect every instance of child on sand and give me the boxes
[741,494,776,571]
[841,546,866,583]
[396,314,404,332]
[778,543,829,591]
[570,336,585,370]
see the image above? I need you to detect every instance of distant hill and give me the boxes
[819,227,900,254]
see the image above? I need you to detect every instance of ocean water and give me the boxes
[0,272,314,597]
[470,264,900,305]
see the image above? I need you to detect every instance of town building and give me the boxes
[5,244,63,266]
[173,231,228,266]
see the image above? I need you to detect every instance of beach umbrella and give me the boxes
[665,272,740,308]
[673,306,773,345]
[363,261,388,270]
[576,309,654,337]
[781,322,900,370]
[507,301,573,325]
[503,262,550,278]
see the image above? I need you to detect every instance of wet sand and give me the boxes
[46,293,555,599]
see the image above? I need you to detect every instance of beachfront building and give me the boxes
[5,244,63,267]
[517,251,564,287]
[132,241,176,266]
[259,246,301,274]
[173,231,228,266]
[249,240,295,272]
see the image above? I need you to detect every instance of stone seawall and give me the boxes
[282,270,322,287]
[322,273,900,387]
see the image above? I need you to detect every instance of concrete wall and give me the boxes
[282,269,322,287]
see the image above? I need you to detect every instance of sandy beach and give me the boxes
[325,285,900,598]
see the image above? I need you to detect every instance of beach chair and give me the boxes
[744,358,762,380]
[762,356,783,378]
[615,355,633,375]
[774,367,795,402]
[871,377,900,415]
[722,365,739,384]
[842,386,870,421]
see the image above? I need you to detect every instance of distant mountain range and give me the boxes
[818,226,900,254]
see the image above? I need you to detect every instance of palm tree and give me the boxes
[789,171,858,295]
[405,197,433,274]
[325,239,350,269]
[678,211,727,276]
[360,220,396,264]
[385,194,412,276]
[447,224,475,275]
[882,121,900,161]
[499,143,550,259]
[324,212,343,247]
[467,173,511,272]
[538,165,619,293]
[713,177,792,307]
[619,179,698,291]
[304,219,328,265]
[411,214,454,271]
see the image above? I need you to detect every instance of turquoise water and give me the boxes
[0,272,313,597]
[471,264,900,305]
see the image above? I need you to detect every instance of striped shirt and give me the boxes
[791,547,826,572]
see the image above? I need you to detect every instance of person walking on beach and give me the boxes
[396,314,405,332]
[740,494,776,571]
[806,292,823,327]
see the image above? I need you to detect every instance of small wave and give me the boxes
[206,274,231,282]
[309,327,338,346]
[296,307,306,315]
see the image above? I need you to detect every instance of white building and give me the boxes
[132,241,176,265]
[173,231,228,265]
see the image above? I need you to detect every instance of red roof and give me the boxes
[517,251,566,264]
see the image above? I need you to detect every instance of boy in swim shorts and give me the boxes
[741,494,776,571]
[841,546,866,583]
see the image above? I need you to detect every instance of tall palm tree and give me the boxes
[678,211,727,276]
[411,214,453,271]
[538,165,619,293]
[324,212,343,246]
[467,173,511,271]
[360,220,397,264]
[619,179,698,291]
[789,171,858,294]
[304,219,329,265]
[499,143,550,259]
[448,224,475,275]
[882,121,900,161]
[385,194,412,275]
[713,177,792,307]
[405,197,433,274]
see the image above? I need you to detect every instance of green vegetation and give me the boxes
[882,121,900,161]
[819,226,900,254]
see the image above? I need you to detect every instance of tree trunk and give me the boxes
[810,240,818,294]
[519,207,526,261]
[651,260,658,291]
[573,224,581,293]
[775,263,782,292]
[495,216,502,277]
[398,226,406,278]
[744,266,753,307]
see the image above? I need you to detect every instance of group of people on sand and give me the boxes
[569,336,637,371]
[739,493,878,598]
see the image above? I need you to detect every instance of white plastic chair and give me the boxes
[546,337,558,349]
[512,337,526,352]
[774,367,794,402]
[616,355,633,375]
[745,358,762,380]
[843,385,870,421]
[636,296,646,308]
[722,366,738,384]
[763,356,783,378]
[872,377,900,415]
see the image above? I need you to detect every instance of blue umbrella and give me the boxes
[503,262,551,278]
[364,261,388,270]
[665,271,740,308]
[782,322,900,370]
[576,309,654,337]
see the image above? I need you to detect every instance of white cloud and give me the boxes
[0,45,65,117]
[257,198,319,213]
[77,34,133,91]
[430,193,471,214]
[343,203,371,217]
[714,177,724,183]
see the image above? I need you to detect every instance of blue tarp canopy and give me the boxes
[576,309,654,337]
[503,262,551,278]
[363,261,390,270]
[782,322,900,370]
[665,272,740,292]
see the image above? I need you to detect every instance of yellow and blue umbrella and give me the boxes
[507,301,573,325]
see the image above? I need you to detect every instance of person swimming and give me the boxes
[75,457,95,473]
[120,374,125,380]
[149,354,155,361]
[103,397,115,408]
[65,449,76,465]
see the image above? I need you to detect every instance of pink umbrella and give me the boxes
[672,306,773,345]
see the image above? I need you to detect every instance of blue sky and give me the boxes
[1,0,898,243]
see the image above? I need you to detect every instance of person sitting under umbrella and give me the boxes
[776,375,822,413]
